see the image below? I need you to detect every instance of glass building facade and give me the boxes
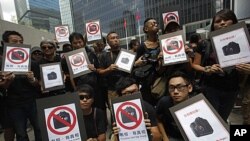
[70,0,222,39]
[59,0,74,33]
[14,0,61,32]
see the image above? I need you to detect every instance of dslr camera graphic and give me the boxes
[167,40,179,51]
[121,57,129,64]
[89,24,97,32]
[53,111,71,129]
[11,51,25,60]
[47,72,57,80]
[190,117,213,137]
[73,56,83,64]
[222,41,240,56]
[121,106,137,123]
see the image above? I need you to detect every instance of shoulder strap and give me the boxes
[93,108,98,136]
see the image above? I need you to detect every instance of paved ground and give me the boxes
[0,106,243,141]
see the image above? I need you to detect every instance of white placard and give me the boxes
[42,64,64,89]
[55,25,70,43]
[86,20,102,42]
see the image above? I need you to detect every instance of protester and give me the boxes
[133,18,161,106]
[0,30,42,141]
[98,31,128,106]
[77,84,106,141]
[192,9,250,122]
[111,76,162,141]
[157,71,193,141]
[31,46,43,62]
[129,39,140,53]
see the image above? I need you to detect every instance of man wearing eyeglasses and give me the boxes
[156,71,193,141]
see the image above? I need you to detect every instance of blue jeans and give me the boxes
[7,102,42,141]
[204,86,238,122]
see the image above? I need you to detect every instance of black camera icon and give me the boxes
[190,117,213,137]
[121,106,137,123]
[222,42,240,56]
[73,56,83,64]
[89,25,97,32]
[11,51,25,60]
[53,111,71,129]
[121,57,129,64]
[47,72,57,80]
[167,40,179,51]
[167,15,176,21]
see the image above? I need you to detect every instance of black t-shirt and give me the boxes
[156,96,183,139]
[196,41,239,90]
[98,51,128,90]
[6,60,41,107]
[143,101,158,126]
[83,108,107,138]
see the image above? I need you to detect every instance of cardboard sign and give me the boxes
[36,93,87,141]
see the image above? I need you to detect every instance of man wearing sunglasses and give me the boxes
[156,71,193,141]
[31,46,43,62]
[77,84,106,141]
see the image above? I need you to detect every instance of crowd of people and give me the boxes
[0,9,250,141]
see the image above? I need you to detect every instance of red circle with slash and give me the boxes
[7,48,29,64]
[116,101,143,130]
[47,106,76,135]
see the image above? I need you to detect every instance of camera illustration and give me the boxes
[47,72,57,80]
[59,28,66,34]
[11,51,25,60]
[190,117,213,137]
[89,24,97,32]
[121,57,129,64]
[73,56,83,64]
[53,111,71,129]
[121,106,137,123]
[167,40,179,51]
[222,42,240,56]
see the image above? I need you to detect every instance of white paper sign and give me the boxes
[162,11,179,25]
[212,28,250,68]
[161,34,187,65]
[4,46,30,72]
[44,103,81,141]
[55,25,70,43]
[175,100,229,141]
[115,49,136,73]
[86,20,102,42]
[69,52,89,75]
[113,99,149,141]
[42,64,64,89]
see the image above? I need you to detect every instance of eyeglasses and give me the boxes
[168,84,189,92]
[79,95,92,100]
[41,46,54,50]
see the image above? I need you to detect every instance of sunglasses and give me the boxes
[41,46,54,50]
[79,95,92,100]
[32,52,42,55]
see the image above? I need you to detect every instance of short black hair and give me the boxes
[62,43,72,52]
[211,9,238,31]
[77,84,95,98]
[69,32,85,44]
[167,71,191,86]
[189,33,201,44]
[129,39,139,49]
[2,30,23,43]
[106,31,117,40]
[143,18,155,33]
[115,77,137,96]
